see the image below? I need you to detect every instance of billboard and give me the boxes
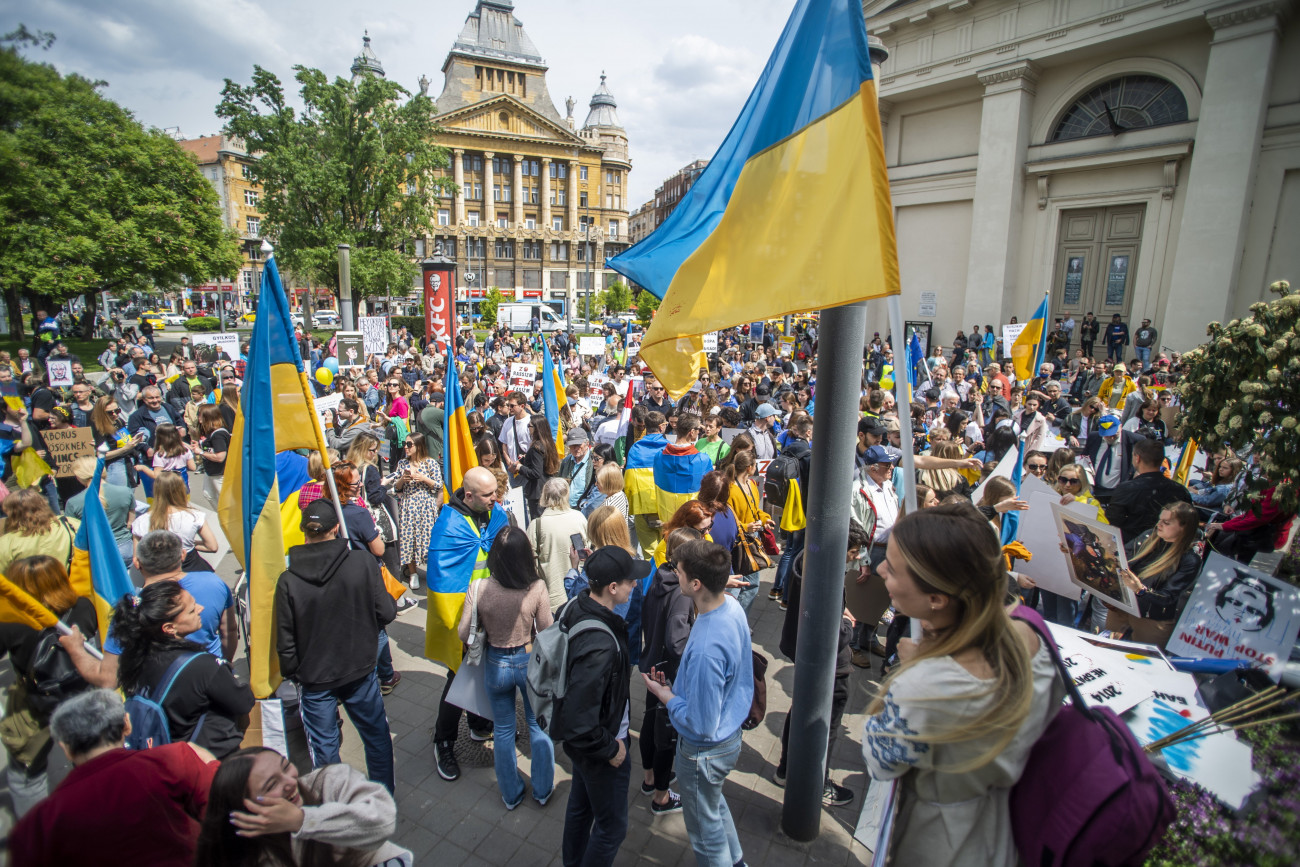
[422,261,455,354]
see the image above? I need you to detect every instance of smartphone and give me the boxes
[569,534,586,559]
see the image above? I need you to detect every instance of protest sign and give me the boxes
[42,427,96,476]
[508,362,537,399]
[1002,323,1026,359]
[702,332,718,354]
[359,316,388,357]
[780,335,795,357]
[587,373,609,400]
[1166,553,1300,677]
[1,380,23,412]
[1052,501,1139,615]
[626,334,642,359]
[503,485,527,529]
[1046,624,1151,714]
[579,336,605,358]
[748,322,765,345]
[193,332,240,362]
[47,359,74,387]
[335,332,365,374]
[1124,695,1260,809]
[971,446,1020,504]
[313,393,342,435]
[1014,489,1092,598]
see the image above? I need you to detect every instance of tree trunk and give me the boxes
[5,287,24,341]
[81,291,100,339]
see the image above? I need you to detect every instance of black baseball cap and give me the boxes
[301,498,340,534]
[584,547,652,589]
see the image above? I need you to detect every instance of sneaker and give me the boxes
[407,572,421,590]
[651,791,683,814]
[771,768,786,788]
[768,589,781,601]
[433,740,460,781]
[504,792,524,811]
[778,600,788,610]
[469,726,494,742]
[823,782,855,807]
[639,772,677,796]
[394,595,416,612]
[851,649,873,669]
[380,672,401,695]
[534,788,554,807]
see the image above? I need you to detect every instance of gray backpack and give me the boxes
[526,600,616,739]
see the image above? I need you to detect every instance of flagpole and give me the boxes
[781,299,867,841]
[888,296,918,514]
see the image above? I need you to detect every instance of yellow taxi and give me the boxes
[139,311,166,330]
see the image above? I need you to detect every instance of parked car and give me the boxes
[139,314,166,331]
[162,313,189,326]
[312,310,340,327]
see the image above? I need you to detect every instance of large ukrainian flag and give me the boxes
[1011,293,1050,383]
[608,0,898,398]
[624,433,667,516]
[66,459,136,640]
[442,341,478,495]
[218,250,331,698]
[541,337,567,456]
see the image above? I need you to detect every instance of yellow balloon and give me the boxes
[315,367,334,386]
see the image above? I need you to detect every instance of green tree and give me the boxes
[598,280,633,318]
[0,28,243,338]
[479,285,505,327]
[1176,280,1299,517]
[217,63,453,313]
[635,289,661,326]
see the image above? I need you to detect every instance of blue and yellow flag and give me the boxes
[424,504,509,670]
[541,338,567,456]
[1173,438,1199,487]
[607,0,898,398]
[66,459,136,641]
[217,252,331,698]
[443,340,478,496]
[652,445,714,524]
[624,433,667,516]
[1011,293,1051,383]
[1000,439,1026,547]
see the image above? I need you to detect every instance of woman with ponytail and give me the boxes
[112,581,253,758]
[862,502,1065,867]
[195,746,408,867]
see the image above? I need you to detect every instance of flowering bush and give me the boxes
[1145,715,1300,866]
[1176,280,1298,516]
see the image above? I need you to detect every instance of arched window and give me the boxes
[1051,75,1188,142]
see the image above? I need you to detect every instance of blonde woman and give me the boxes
[528,477,589,610]
[920,441,971,499]
[592,463,631,538]
[863,503,1064,867]
[130,471,218,571]
[0,491,79,576]
[1104,502,1201,647]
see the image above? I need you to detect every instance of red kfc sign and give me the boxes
[422,262,455,354]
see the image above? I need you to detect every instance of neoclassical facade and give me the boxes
[863,0,1299,354]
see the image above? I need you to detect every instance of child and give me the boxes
[189,405,229,509]
[138,422,195,487]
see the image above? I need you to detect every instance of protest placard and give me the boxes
[748,322,765,344]
[702,332,718,354]
[1052,501,1139,616]
[587,373,609,400]
[43,427,96,476]
[47,359,74,387]
[1166,553,1300,677]
[313,393,342,435]
[359,316,388,356]
[508,362,537,398]
[1013,488,1092,598]
[626,334,642,359]
[579,336,605,358]
[779,335,795,357]
[335,332,365,374]
[193,332,240,362]
[1046,624,1150,714]
[1002,323,1026,359]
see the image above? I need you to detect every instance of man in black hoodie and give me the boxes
[559,546,650,867]
[275,498,397,793]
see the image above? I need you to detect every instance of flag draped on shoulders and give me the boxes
[652,444,713,524]
[607,0,898,398]
[424,501,509,670]
[217,252,331,698]
[1011,294,1051,383]
[624,433,667,516]
[67,458,136,641]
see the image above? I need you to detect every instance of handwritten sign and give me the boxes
[47,359,74,387]
[359,316,388,357]
[1002,323,1026,360]
[43,427,96,476]
[702,332,718,354]
[1166,553,1300,678]
[313,393,342,435]
[579,336,606,358]
[587,373,609,400]
[508,363,537,399]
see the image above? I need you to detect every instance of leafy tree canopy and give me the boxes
[635,289,661,326]
[479,286,505,327]
[217,64,453,301]
[0,28,243,337]
[598,280,633,318]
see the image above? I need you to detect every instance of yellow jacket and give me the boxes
[1098,376,1135,409]
[729,478,772,528]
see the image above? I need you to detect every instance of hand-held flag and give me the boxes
[1011,293,1051,383]
[68,458,137,641]
[442,341,479,496]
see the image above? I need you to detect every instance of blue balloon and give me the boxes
[323,357,339,374]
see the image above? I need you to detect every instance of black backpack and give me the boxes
[25,612,92,716]
[763,452,800,508]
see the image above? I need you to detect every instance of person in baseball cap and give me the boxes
[1097,414,1122,436]
[754,403,779,420]
[300,497,341,535]
[564,427,590,446]
[862,444,901,465]
[584,545,653,588]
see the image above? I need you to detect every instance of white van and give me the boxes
[497,303,566,333]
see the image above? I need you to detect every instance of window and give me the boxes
[579,166,588,181]
[521,240,542,260]
[493,183,511,202]
[608,221,619,239]
[494,268,515,286]
[466,238,485,257]
[1051,75,1188,142]
[550,270,568,289]
[470,183,483,200]
[462,154,483,173]
[494,239,515,258]
[550,162,568,180]
[551,188,567,206]
[523,270,542,289]
[437,209,450,226]
[550,242,569,259]
[552,216,564,231]
[468,211,481,226]
[525,216,536,230]
[576,243,589,262]
[242,270,255,292]
[413,238,426,258]
[241,164,254,180]
[246,217,260,236]
[244,190,259,207]
[496,215,509,229]
[526,186,539,204]
[492,156,511,175]
[606,194,613,209]
[522,159,541,177]
[406,180,417,195]
[579,192,588,208]
[576,271,594,290]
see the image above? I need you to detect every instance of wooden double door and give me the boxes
[1052,205,1143,325]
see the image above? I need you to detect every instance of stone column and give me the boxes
[568,160,579,233]
[513,155,524,228]
[452,148,465,225]
[483,151,496,226]
[1163,0,1285,350]
[963,60,1038,329]
[541,157,552,228]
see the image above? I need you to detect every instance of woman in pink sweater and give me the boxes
[459,527,556,810]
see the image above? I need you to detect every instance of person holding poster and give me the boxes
[1103,502,1201,647]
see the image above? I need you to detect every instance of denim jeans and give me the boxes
[773,529,804,598]
[676,731,744,867]
[726,572,761,613]
[298,671,395,793]
[485,645,555,807]
[1039,591,1079,627]
[1135,345,1151,369]
[377,629,394,682]
[563,738,631,867]
[104,459,129,489]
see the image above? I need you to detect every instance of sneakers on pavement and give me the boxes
[771,767,786,788]
[379,672,401,695]
[639,772,677,796]
[651,792,683,814]
[469,726,494,742]
[433,739,461,781]
[768,589,781,601]
[823,782,855,807]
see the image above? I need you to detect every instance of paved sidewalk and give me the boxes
[361,567,881,867]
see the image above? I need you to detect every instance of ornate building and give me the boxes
[415,0,633,319]
[863,0,1299,354]
[177,134,263,314]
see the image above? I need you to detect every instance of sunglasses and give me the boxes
[1059,477,1081,485]
[1026,463,1048,471]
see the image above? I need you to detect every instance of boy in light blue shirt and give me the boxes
[644,539,752,867]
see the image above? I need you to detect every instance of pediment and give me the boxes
[437,94,585,146]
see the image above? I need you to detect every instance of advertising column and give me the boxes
[422,260,456,354]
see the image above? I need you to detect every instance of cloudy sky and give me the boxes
[3,0,799,206]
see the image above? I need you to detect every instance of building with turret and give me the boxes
[395,0,633,320]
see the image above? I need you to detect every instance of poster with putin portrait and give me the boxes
[1166,552,1300,678]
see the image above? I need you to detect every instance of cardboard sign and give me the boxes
[780,335,795,357]
[1166,553,1300,677]
[43,426,96,476]
[702,332,718,354]
[1013,489,1093,599]
[359,316,388,357]
[587,373,609,400]
[1002,323,1026,360]
[47,359,74,387]
[1052,501,1139,616]
[626,335,642,359]
[1047,623,1151,714]
[335,332,365,374]
[579,336,606,358]
[508,363,537,399]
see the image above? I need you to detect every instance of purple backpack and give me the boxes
[1009,606,1175,867]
